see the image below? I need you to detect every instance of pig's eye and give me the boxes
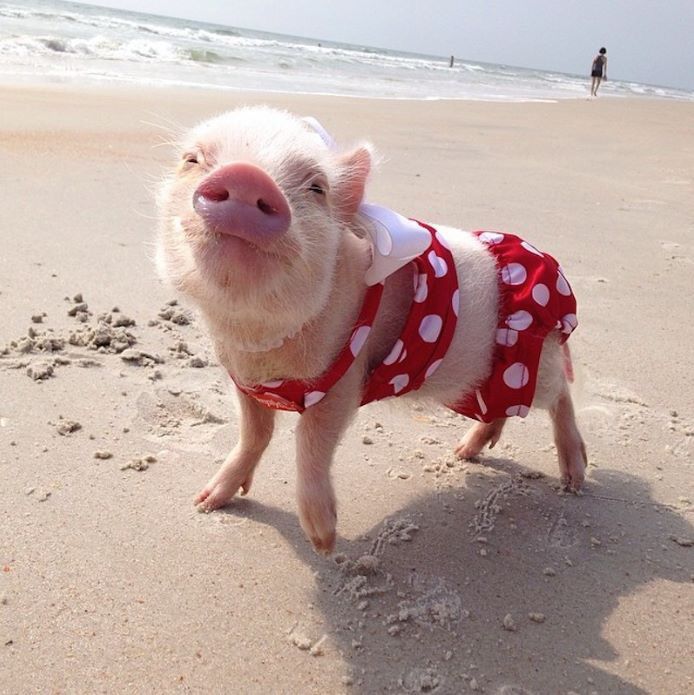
[179,150,210,172]
[308,182,326,195]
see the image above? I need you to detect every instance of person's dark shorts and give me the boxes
[591,70,603,78]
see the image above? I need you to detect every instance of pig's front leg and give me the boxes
[295,370,361,554]
[196,388,275,511]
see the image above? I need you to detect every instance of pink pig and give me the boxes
[156,106,587,553]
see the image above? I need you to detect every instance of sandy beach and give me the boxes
[1,84,692,694]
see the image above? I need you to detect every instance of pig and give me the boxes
[156,106,587,553]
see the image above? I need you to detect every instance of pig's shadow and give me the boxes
[221,461,692,694]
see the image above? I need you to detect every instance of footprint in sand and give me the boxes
[134,389,228,440]
[399,666,445,693]
[547,511,577,548]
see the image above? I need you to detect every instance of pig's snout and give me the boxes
[193,163,291,244]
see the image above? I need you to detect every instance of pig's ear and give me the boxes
[333,146,372,221]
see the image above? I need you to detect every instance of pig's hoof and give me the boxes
[558,439,587,493]
[455,419,506,459]
[194,472,253,511]
[455,441,482,459]
[310,530,337,556]
[298,492,337,555]
[195,488,232,512]
[455,430,485,459]
[303,517,337,555]
[560,467,585,494]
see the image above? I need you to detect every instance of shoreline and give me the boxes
[0,76,557,103]
[1,72,693,104]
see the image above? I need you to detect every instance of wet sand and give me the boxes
[1,84,692,694]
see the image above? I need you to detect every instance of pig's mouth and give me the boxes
[194,198,288,249]
[185,213,297,280]
[208,226,275,254]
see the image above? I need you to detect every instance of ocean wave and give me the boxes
[0,3,481,76]
[0,33,211,64]
[1,4,224,44]
[0,5,89,24]
[0,30,254,67]
[187,48,245,64]
[213,28,241,38]
[0,6,29,18]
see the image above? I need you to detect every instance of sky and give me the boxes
[82,1,694,90]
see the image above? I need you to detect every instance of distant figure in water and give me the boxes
[590,47,607,96]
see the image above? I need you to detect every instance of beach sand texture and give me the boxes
[1,85,693,694]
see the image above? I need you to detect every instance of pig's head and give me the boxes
[156,106,372,350]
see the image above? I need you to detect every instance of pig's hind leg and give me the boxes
[535,338,587,491]
[455,418,506,459]
[196,389,275,511]
[549,386,587,491]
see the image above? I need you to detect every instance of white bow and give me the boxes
[303,117,431,286]
[358,203,432,285]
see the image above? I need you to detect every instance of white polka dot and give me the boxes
[398,348,408,363]
[414,273,428,303]
[451,289,460,317]
[478,231,504,245]
[561,313,578,334]
[496,328,519,347]
[418,314,443,343]
[383,339,404,365]
[521,240,544,257]
[503,362,530,389]
[556,271,571,296]
[532,283,550,307]
[390,373,410,394]
[427,250,448,278]
[261,379,284,388]
[475,389,488,415]
[350,325,371,356]
[501,263,527,286]
[304,390,326,408]
[506,404,530,417]
[425,358,443,379]
[506,310,533,331]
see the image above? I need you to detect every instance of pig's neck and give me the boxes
[209,233,371,383]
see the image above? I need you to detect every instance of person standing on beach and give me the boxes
[590,47,607,96]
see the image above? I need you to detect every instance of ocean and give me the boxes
[1,0,692,102]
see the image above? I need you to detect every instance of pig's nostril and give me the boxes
[205,188,229,203]
[256,198,277,215]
